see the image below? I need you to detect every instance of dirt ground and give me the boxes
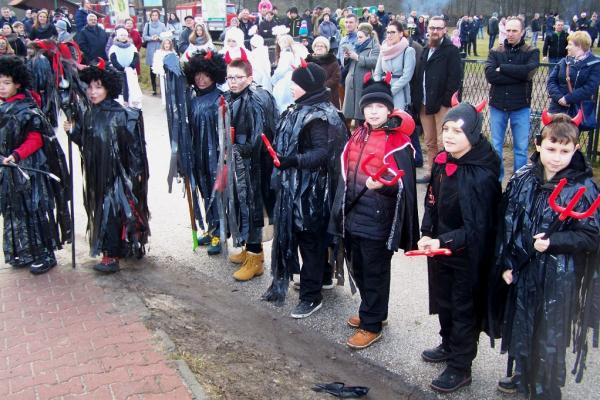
[109,259,430,400]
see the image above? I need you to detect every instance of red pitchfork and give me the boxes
[344,153,404,214]
[543,177,600,239]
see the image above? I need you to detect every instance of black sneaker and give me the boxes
[93,257,120,273]
[292,280,335,290]
[430,367,472,393]
[421,344,451,363]
[290,300,322,319]
[498,374,520,394]
[29,257,57,275]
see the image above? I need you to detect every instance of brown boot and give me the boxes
[233,252,264,281]
[346,329,382,349]
[229,248,247,264]
[229,249,264,264]
[347,315,388,328]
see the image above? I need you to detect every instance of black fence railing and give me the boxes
[461,60,599,162]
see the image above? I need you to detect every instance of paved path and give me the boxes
[0,265,193,400]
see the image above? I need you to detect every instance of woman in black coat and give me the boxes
[29,10,58,40]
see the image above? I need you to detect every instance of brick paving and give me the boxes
[0,265,193,400]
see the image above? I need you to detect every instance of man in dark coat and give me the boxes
[416,16,462,183]
[225,58,278,282]
[543,19,568,63]
[74,0,92,32]
[0,7,16,27]
[261,62,348,313]
[76,13,108,64]
[419,100,501,393]
[488,12,499,49]
[178,16,195,55]
[485,17,539,180]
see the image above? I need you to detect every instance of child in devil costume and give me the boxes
[489,112,600,399]
[63,59,150,273]
[418,99,502,393]
[332,74,419,349]
[183,49,227,255]
[0,55,71,274]
[225,58,278,281]
[261,60,348,312]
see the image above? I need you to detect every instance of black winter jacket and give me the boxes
[76,25,109,64]
[417,37,463,114]
[542,31,568,59]
[485,38,540,111]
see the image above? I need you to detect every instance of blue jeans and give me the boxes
[531,31,539,47]
[490,106,531,180]
[488,34,497,49]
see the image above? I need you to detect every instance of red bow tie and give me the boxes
[434,152,458,176]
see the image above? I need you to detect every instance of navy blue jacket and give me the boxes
[76,25,108,64]
[547,54,600,114]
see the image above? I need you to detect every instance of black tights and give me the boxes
[150,71,157,93]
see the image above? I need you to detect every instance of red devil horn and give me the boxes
[224,51,232,64]
[363,71,372,85]
[474,99,487,113]
[384,71,392,85]
[541,109,553,126]
[205,49,213,60]
[186,52,191,61]
[300,58,308,68]
[240,48,248,62]
[97,57,106,70]
[451,92,460,107]
[571,108,583,127]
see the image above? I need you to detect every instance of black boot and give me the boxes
[29,255,57,275]
[430,367,472,393]
[497,374,521,394]
[421,343,451,363]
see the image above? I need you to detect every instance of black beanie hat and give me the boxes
[359,74,394,111]
[442,102,484,145]
[291,61,326,94]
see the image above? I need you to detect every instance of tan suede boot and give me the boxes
[229,248,247,264]
[233,252,264,281]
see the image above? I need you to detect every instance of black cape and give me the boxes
[422,140,502,318]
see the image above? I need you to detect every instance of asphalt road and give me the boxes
[59,93,599,399]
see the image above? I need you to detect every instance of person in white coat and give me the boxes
[271,34,307,113]
[152,34,176,106]
[373,21,416,111]
[249,34,272,91]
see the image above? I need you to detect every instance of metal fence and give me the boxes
[461,60,599,162]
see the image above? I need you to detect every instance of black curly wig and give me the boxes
[0,55,31,90]
[183,50,227,87]
[79,62,122,99]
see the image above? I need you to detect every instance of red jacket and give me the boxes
[2,94,43,162]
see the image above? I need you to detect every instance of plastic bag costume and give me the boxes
[0,92,71,266]
[70,68,149,258]
[262,91,348,304]
[488,151,600,398]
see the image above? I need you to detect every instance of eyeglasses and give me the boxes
[226,76,247,82]
[428,26,445,31]
[386,30,398,34]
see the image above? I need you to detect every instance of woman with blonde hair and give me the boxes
[272,34,307,113]
[152,35,177,106]
[29,9,57,40]
[0,36,14,55]
[182,23,215,60]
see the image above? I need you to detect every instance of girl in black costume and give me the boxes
[64,59,149,273]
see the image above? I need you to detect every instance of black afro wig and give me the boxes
[183,50,227,87]
[79,61,122,99]
[0,55,32,90]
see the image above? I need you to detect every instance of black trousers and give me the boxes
[434,260,478,373]
[149,71,157,92]
[297,229,331,303]
[344,233,393,333]
[101,211,123,258]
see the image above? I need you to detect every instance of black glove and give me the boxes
[277,155,298,170]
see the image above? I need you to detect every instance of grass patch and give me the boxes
[170,350,206,373]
